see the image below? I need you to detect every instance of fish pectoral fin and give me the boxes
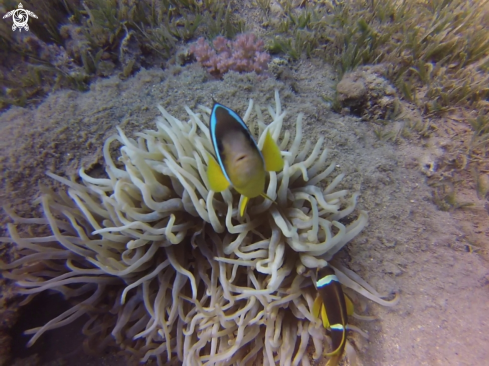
[313,297,331,328]
[261,131,284,172]
[207,153,229,192]
[312,296,322,319]
[321,304,330,329]
[239,196,249,217]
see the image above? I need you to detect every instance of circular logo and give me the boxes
[12,9,29,29]
[3,3,38,32]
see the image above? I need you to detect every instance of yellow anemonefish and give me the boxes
[312,265,353,366]
[207,102,284,217]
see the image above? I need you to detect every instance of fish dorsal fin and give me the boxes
[207,153,230,192]
[239,196,249,217]
[261,131,284,172]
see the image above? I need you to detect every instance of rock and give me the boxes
[337,74,367,113]
[336,64,400,121]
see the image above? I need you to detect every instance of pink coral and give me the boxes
[189,34,271,78]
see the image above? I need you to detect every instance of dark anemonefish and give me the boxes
[313,265,354,366]
[207,102,284,217]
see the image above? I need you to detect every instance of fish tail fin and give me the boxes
[324,324,347,358]
[207,153,229,192]
[261,131,284,172]
[239,196,249,217]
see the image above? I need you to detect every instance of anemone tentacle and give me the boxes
[1,91,397,366]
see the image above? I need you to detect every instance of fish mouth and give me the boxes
[235,155,247,162]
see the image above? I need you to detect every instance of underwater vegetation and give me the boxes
[262,0,488,113]
[0,91,397,365]
[1,0,487,124]
[273,0,489,214]
[0,0,245,109]
[3,0,487,115]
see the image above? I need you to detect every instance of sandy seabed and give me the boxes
[1,60,488,366]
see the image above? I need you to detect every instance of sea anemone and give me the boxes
[1,91,397,365]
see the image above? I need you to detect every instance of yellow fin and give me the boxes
[239,196,249,217]
[345,294,354,316]
[324,329,346,358]
[315,297,346,362]
[312,296,322,318]
[321,304,330,328]
[261,131,284,172]
[313,296,331,328]
[207,153,229,192]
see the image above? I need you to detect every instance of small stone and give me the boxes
[337,74,367,103]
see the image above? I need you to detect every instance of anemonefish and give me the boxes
[206,102,284,217]
[313,265,353,366]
